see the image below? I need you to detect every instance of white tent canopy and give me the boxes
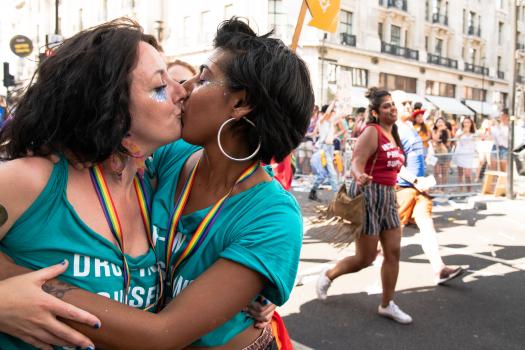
[405,93,434,111]
[464,100,500,117]
[425,95,475,116]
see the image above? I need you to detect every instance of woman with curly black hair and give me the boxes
[0,17,313,350]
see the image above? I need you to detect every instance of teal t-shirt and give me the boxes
[151,140,303,347]
[0,158,160,350]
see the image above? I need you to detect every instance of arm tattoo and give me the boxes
[0,204,7,227]
[42,279,79,300]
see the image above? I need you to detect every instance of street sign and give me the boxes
[9,35,33,58]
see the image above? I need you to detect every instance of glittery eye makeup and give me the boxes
[151,85,168,102]
[197,65,226,88]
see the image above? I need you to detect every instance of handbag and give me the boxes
[324,145,378,247]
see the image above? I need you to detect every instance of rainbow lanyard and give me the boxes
[165,158,259,292]
[90,164,161,308]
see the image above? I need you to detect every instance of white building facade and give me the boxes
[1,0,525,120]
[166,0,525,121]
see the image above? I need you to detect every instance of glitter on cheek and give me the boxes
[150,87,168,102]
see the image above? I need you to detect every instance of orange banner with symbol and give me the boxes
[305,0,340,33]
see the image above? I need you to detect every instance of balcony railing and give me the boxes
[340,33,356,47]
[381,41,419,61]
[497,71,505,79]
[427,53,458,69]
[518,75,525,84]
[432,13,448,26]
[378,0,407,12]
[517,43,525,50]
[464,63,489,76]
[467,25,481,37]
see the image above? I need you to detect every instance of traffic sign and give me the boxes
[9,35,33,58]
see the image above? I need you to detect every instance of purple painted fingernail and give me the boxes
[93,322,101,329]
[61,259,67,265]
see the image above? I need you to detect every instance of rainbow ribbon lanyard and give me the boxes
[165,158,259,293]
[90,164,162,309]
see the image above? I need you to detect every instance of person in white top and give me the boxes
[309,101,339,201]
[491,110,510,172]
[453,117,477,192]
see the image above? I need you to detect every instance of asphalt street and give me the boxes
[281,181,525,350]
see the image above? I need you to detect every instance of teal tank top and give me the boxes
[0,158,160,350]
[151,141,303,347]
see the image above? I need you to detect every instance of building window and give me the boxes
[224,4,234,19]
[435,38,443,56]
[501,92,508,109]
[498,22,504,45]
[328,64,368,87]
[425,80,455,97]
[391,25,401,46]
[497,56,502,72]
[340,10,353,35]
[200,11,212,43]
[183,16,191,46]
[433,0,442,15]
[468,11,475,28]
[470,48,477,64]
[425,0,430,20]
[464,86,487,101]
[425,36,429,51]
[378,22,383,41]
[379,73,417,93]
[269,0,287,39]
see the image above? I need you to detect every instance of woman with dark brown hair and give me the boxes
[432,117,452,188]
[0,17,312,349]
[316,87,412,324]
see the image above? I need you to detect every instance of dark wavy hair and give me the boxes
[0,18,159,161]
[213,17,314,163]
[461,116,476,134]
[365,87,402,149]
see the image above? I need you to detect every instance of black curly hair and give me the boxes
[213,17,314,163]
[0,18,159,162]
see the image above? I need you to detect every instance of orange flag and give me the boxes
[305,0,341,33]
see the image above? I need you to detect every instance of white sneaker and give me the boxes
[378,301,413,324]
[315,266,332,300]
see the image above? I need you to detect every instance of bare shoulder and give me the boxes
[0,157,54,190]
[0,157,55,237]
[359,125,379,145]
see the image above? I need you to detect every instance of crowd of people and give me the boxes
[295,96,519,197]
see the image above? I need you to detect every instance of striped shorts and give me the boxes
[348,180,401,235]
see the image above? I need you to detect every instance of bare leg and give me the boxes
[379,227,402,307]
[464,168,472,192]
[326,234,379,281]
[457,167,465,192]
[443,161,450,189]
